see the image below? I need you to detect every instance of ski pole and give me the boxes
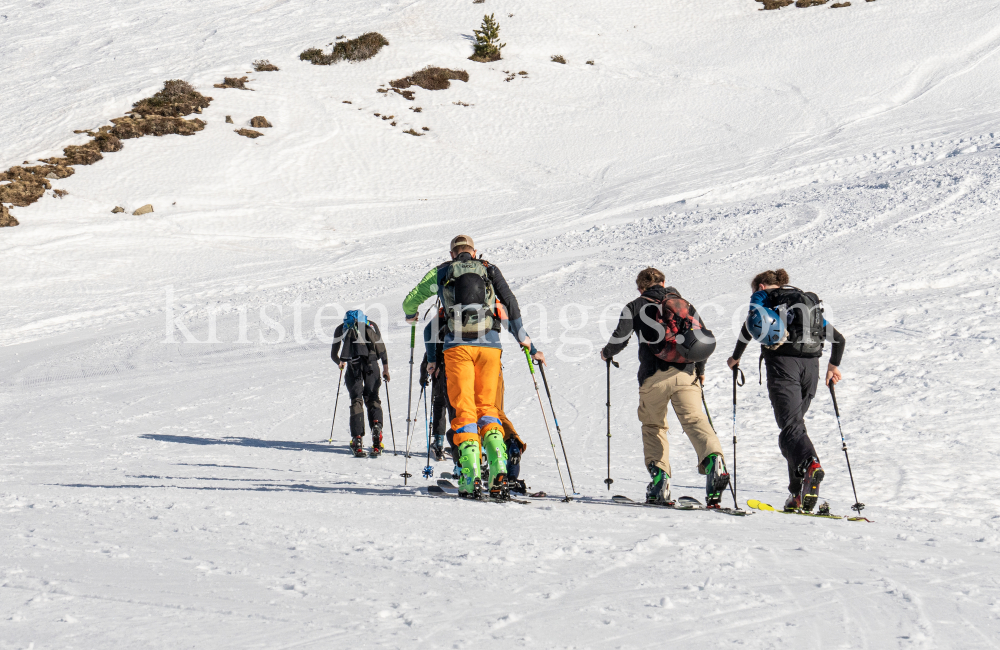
[401,323,417,484]
[536,361,577,494]
[700,377,739,509]
[732,366,745,509]
[403,383,425,483]
[524,347,571,502]
[422,381,433,479]
[605,357,619,490]
[328,365,344,443]
[385,378,398,455]
[828,382,865,514]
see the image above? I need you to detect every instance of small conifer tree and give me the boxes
[471,14,504,62]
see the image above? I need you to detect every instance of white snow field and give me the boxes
[3,0,1000,647]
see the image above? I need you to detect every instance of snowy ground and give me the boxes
[2,0,1000,647]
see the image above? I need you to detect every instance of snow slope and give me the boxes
[2,0,1000,647]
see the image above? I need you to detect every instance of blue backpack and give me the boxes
[343,309,368,333]
[342,310,374,359]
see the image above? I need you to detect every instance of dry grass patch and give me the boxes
[214,76,251,90]
[254,59,279,72]
[132,80,211,117]
[0,79,211,225]
[757,0,794,8]
[1,204,18,228]
[551,55,566,64]
[235,128,263,139]
[110,115,207,139]
[0,164,74,207]
[300,32,389,65]
[403,129,424,136]
[795,0,828,5]
[53,189,68,199]
[391,67,469,92]
[250,116,272,128]
[831,1,851,6]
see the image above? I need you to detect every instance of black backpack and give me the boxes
[342,322,378,361]
[766,286,825,357]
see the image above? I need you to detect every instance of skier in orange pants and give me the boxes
[404,235,545,500]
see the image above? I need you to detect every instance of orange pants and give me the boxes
[444,346,503,445]
[496,367,525,452]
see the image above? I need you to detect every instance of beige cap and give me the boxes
[449,234,475,251]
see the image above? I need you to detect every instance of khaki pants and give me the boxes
[638,368,723,477]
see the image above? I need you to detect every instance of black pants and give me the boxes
[764,354,820,494]
[430,363,452,443]
[346,360,382,439]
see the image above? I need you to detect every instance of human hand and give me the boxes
[426,362,437,377]
[382,369,390,382]
[727,357,739,370]
[532,350,547,367]
[825,363,842,386]
[338,361,346,370]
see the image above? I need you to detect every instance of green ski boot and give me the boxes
[457,439,482,499]
[482,428,509,501]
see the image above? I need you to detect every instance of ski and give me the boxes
[612,494,751,516]
[747,499,872,522]
[613,494,704,510]
[427,485,530,505]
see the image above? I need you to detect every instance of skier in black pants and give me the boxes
[726,269,846,512]
[420,338,450,462]
[331,310,390,457]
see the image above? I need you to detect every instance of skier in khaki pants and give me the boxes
[601,268,731,506]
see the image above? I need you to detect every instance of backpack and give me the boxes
[341,309,375,359]
[765,286,825,357]
[645,293,716,364]
[441,259,500,339]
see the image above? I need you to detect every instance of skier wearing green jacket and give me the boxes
[402,235,545,499]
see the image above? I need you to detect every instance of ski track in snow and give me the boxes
[3,0,1000,647]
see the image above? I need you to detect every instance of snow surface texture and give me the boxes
[2,0,1000,647]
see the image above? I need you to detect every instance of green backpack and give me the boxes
[441,259,499,338]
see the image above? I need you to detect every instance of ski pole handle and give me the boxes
[523,346,536,374]
[410,323,416,348]
[731,366,744,404]
[828,381,842,418]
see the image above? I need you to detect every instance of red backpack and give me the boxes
[645,293,717,363]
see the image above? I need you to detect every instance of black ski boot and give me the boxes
[350,436,367,458]
[704,453,730,507]
[489,474,510,502]
[370,425,384,457]
[431,433,445,461]
[798,457,825,512]
[645,462,672,506]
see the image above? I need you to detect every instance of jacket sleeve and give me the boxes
[828,326,846,366]
[402,267,439,319]
[488,264,531,346]
[423,320,437,363]
[694,308,708,377]
[601,300,637,359]
[731,323,753,361]
[330,324,345,364]
[369,322,388,366]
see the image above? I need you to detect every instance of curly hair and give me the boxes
[750,268,789,290]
